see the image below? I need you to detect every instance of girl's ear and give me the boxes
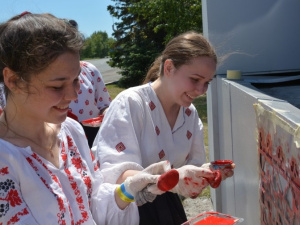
[163,59,174,78]
[2,67,19,92]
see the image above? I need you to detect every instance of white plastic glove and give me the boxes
[123,161,170,204]
[170,165,214,198]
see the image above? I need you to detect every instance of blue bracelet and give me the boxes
[120,183,134,200]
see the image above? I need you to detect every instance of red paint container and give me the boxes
[181,212,243,225]
[211,160,233,170]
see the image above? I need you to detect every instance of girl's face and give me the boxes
[167,56,216,107]
[18,52,81,124]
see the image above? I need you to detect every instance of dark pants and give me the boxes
[138,192,187,225]
[82,125,99,148]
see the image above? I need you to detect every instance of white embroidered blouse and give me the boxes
[0,118,138,225]
[93,83,206,184]
[69,61,111,122]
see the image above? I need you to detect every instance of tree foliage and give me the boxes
[81,31,114,59]
[108,0,202,88]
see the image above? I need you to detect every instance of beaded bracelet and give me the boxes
[116,183,135,203]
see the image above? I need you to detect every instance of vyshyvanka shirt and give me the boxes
[0,118,138,225]
[93,83,206,184]
[69,61,111,122]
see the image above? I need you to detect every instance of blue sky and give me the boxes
[0,0,117,38]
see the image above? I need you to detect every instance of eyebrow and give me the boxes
[48,77,68,82]
[193,73,216,81]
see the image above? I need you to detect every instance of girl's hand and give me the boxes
[170,165,214,198]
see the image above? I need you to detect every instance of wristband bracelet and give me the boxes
[116,183,135,203]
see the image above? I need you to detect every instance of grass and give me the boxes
[106,83,125,99]
[106,83,211,198]
[188,94,211,198]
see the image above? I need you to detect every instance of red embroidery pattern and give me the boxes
[0,167,8,175]
[155,126,160,136]
[185,108,191,116]
[64,169,88,224]
[0,167,27,223]
[6,190,22,207]
[61,143,68,166]
[27,155,68,224]
[65,135,92,208]
[149,101,156,111]
[116,142,126,152]
[186,130,192,140]
[6,208,29,225]
[90,151,99,171]
[159,150,165,159]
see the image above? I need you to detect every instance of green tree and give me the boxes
[81,31,114,59]
[108,0,202,88]
[133,0,202,44]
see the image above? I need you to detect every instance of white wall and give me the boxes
[202,1,300,224]
[202,0,300,76]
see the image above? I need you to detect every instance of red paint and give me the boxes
[211,160,233,169]
[81,115,104,127]
[258,127,300,224]
[184,177,192,185]
[185,212,240,225]
[193,215,237,225]
[157,169,179,191]
[206,170,222,188]
[206,160,234,188]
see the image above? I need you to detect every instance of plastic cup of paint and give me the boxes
[211,160,233,170]
[181,211,244,225]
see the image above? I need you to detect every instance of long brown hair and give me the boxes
[143,31,217,84]
[0,13,84,96]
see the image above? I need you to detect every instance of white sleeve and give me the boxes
[88,62,111,112]
[91,183,139,225]
[92,90,145,184]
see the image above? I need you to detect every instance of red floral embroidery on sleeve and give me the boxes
[7,208,29,224]
[7,189,22,207]
[0,167,8,175]
[0,167,28,223]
